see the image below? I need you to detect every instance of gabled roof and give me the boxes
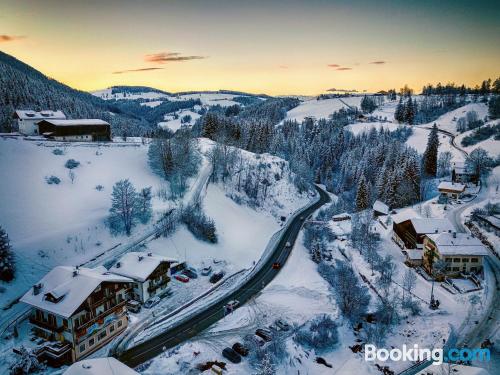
[64,357,139,375]
[20,266,131,318]
[38,119,109,127]
[392,208,420,224]
[438,181,465,192]
[427,232,489,256]
[14,110,66,120]
[109,252,178,282]
[373,200,389,215]
[411,218,455,234]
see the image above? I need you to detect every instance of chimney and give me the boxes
[138,255,144,262]
[453,231,457,238]
[148,252,152,257]
[116,262,121,268]
[33,283,42,295]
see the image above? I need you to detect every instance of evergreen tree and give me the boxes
[404,97,415,125]
[137,187,153,224]
[0,225,14,282]
[395,97,405,123]
[422,124,439,176]
[355,174,369,211]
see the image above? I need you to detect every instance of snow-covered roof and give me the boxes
[20,266,131,318]
[332,212,351,220]
[14,110,66,120]
[427,232,489,256]
[373,200,389,215]
[392,208,420,224]
[109,252,178,282]
[438,181,465,192]
[411,218,455,234]
[39,119,110,126]
[64,357,139,375]
[405,250,423,260]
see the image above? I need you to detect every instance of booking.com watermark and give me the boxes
[365,344,491,365]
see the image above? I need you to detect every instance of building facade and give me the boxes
[37,119,111,141]
[423,232,489,276]
[438,181,465,200]
[109,252,177,303]
[21,266,132,365]
[392,216,455,249]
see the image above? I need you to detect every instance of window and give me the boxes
[445,258,452,263]
[109,324,115,333]
[117,320,123,328]
[98,330,106,341]
[471,267,477,272]
[452,267,459,271]
[453,258,460,263]
[63,319,68,329]
[89,338,95,347]
[79,343,85,353]
[471,258,478,263]
[446,267,451,271]
[462,258,469,263]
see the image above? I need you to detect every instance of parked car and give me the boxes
[232,342,249,357]
[300,216,305,220]
[275,319,290,331]
[272,262,281,269]
[285,241,291,247]
[225,300,240,311]
[222,347,241,363]
[210,271,225,283]
[126,300,141,313]
[201,266,212,276]
[269,322,281,332]
[211,364,224,375]
[144,296,160,309]
[255,328,273,342]
[245,334,265,347]
[182,267,198,279]
[175,274,190,283]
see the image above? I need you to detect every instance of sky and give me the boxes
[0,0,499,95]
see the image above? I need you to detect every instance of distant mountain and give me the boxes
[0,51,150,135]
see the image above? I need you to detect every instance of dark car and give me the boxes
[210,271,225,283]
[222,347,241,363]
[182,267,198,279]
[255,328,273,342]
[232,342,249,357]
[275,319,290,331]
[272,262,281,269]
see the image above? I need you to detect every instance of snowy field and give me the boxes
[285,96,363,122]
[455,121,500,157]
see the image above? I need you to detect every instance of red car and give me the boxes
[175,274,189,283]
[272,262,281,269]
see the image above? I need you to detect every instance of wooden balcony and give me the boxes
[29,317,65,333]
[75,300,126,332]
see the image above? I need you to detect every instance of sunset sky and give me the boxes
[1,0,499,95]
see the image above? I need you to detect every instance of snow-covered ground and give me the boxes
[285,96,363,123]
[158,109,201,132]
[455,121,500,157]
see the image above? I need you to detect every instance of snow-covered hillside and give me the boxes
[285,96,363,122]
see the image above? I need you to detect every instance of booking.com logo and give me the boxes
[365,344,491,365]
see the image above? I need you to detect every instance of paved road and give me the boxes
[116,185,330,367]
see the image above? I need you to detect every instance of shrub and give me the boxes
[45,176,61,185]
[65,159,80,169]
[95,185,104,191]
[180,204,217,243]
[295,315,339,353]
[52,148,64,155]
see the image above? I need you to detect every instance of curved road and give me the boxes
[115,185,330,367]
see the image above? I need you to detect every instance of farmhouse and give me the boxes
[423,232,489,276]
[451,161,479,185]
[109,252,177,303]
[13,110,66,135]
[20,266,131,365]
[37,119,111,142]
[438,181,465,200]
[392,215,455,249]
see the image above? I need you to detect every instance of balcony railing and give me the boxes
[147,276,171,293]
[29,317,65,333]
[74,300,126,331]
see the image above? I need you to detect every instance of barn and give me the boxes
[37,119,111,141]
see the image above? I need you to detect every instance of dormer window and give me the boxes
[44,292,65,303]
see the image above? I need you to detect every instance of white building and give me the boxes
[373,200,389,216]
[438,181,466,200]
[109,252,177,303]
[13,110,66,135]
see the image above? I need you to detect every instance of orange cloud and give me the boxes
[0,35,25,43]
[327,64,340,68]
[370,61,386,64]
[336,67,352,71]
[145,52,206,63]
